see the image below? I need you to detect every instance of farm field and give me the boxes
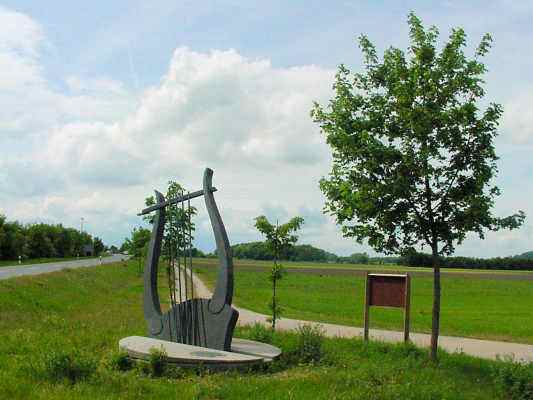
[195,259,533,344]
[0,259,527,399]
[192,257,533,276]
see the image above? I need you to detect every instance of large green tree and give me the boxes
[311,13,525,360]
[254,215,304,329]
[0,215,25,260]
[0,215,96,261]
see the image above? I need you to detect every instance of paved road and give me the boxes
[0,254,130,280]
[187,269,533,363]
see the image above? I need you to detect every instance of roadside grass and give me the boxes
[195,262,533,344]
[0,260,530,399]
[0,256,97,268]
[192,257,533,275]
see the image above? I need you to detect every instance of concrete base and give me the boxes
[231,338,282,361]
[119,336,281,370]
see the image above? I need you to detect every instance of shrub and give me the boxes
[40,349,96,383]
[492,358,533,400]
[248,322,273,344]
[148,347,168,377]
[105,350,133,372]
[295,324,325,363]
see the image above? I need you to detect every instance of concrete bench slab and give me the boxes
[119,336,280,369]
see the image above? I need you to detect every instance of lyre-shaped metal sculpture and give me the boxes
[139,168,238,351]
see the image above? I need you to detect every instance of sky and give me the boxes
[0,1,532,257]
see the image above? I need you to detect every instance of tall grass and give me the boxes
[0,260,529,399]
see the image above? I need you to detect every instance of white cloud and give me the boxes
[0,4,44,90]
[0,5,44,57]
[0,9,341,251]
[501,88,533,145]
[1,6,531,258]
[0,7,136,140]
[25,47,334,193]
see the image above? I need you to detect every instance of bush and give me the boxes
[105,350,133,372]
[148,347,168,377]
[295,324,325,363]
[492,358,533,400]
[39,349,96,384]
[248,322,273,344]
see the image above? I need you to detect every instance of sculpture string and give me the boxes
[138,168,238,351]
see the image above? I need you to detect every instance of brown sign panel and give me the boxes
[368,274,407,308]
[364,273,411,342]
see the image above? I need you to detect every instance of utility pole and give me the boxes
[78,217,85,260]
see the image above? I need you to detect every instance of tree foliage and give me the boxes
[230,241,338,262]
[254,216,305,258]
[0,214,102,260]
[122,227,151,258]
[311,12,525,360]
[312,14,524,256]
[400,251,533,271]
[144,180,197,257]
[93,237,105,256]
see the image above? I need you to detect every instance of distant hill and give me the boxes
[229,241,398,264]
[230,241,338,263]
[514,251,533,260]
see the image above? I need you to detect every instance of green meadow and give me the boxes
[0,260,531,399]
[192,257,533,275]
[195,259,533,344]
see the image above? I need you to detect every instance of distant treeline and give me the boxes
[231,241,337,262]
[0,214,105,260]
[229,241,381,264]
[227,241,533,271]
[399,251,533,271]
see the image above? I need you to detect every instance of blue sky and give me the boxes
[1,1,532,257]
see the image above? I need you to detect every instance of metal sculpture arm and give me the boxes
[203,168,234,313]
[138,188,217,216]
[143,190,166,334]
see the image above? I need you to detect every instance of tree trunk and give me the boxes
[272,267,277,330]
[430,243,440,361]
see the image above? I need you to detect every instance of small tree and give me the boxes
[93,237,105,256]
[254,215,304,329]
[144,180,197,258]
[124,227,151,272]
[311,13,525,360]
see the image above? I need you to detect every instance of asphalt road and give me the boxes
[0,254,130,280]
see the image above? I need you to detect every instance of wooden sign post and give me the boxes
[363,273,411,343]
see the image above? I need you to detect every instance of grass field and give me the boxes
[1,260,531,399]
[0,256,97,268]
[192,257,533,275]
[195,259,533,344]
